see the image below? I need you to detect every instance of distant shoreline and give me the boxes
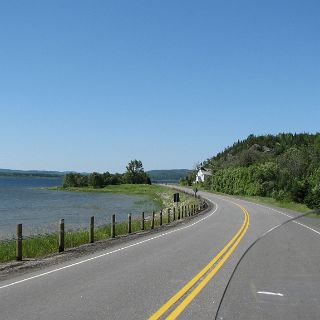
[0,174,63,178]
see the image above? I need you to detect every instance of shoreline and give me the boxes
[0,185,200,263]
[0,198,210,281]
[48,184,182,209]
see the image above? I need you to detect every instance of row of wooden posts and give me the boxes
[15,201,206,261]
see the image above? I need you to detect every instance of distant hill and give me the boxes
[0,167,190,182]
[0,168,70,177]
[147,169,190,183]
[200,133,320,209]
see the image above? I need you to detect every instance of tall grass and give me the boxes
[0,188,201,263]
[0,209,201,263]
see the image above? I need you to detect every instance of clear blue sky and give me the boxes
[0,0,319,173]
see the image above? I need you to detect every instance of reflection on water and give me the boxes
[0,176,160,239]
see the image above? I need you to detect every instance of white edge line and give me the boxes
[257,291,284,297]
[294,221,320,236]
[250,202,320,236]
[0,200,219,290]
[212,193,320,237]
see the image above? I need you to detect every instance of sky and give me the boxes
[0,0,319,173]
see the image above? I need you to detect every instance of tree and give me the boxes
[126,160,144,174]
[79,175,89,187]
[63,173,82,187]
[180,171,196,186]
[124,160,151,184]
[88,172,104,188]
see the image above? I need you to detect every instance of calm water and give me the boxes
[0,176,159,239]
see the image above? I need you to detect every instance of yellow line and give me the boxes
[166,208,250,319]
[148,205,249,320]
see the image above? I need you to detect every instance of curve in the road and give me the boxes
[3,189,317,320]
[149,203,250,320]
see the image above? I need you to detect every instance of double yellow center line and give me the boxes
[149,205,250,320]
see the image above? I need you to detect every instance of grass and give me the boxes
[305,213,320,219]
[50,183,200,209]
[0,211,193,263]
[226,194,319,219]
[50,184,175,208]
[236,195,310,213]
[0,185,201,263]
[186,184,311,214]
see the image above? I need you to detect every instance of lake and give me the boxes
[0,176,160,239]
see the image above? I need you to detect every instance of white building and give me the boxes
[195,167,212,183]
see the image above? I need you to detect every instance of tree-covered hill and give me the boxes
[201,133,320,209]
[0,168,67,177]
[147,169,189,183]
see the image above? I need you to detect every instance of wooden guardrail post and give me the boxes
[151,211,155,229]
[178,207,180,220]
[160,210,163,226]
[128,214,132,234]
[167,208,170,224]
[141,212,145,230]
[59,219,65,253]
[89,216,94,243]
[111,214,116,238]
[16,224,22,261]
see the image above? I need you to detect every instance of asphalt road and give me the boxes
[0,189,319,319]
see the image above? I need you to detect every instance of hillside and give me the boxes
[201,133,320,209]
[147,169,189,183]
[0,168,68,177]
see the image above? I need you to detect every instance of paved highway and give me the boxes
[0,189,319,319]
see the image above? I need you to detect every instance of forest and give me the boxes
[195,133,320,209]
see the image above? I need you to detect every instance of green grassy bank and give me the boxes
[192,184,317,215]
[50,184,192,208]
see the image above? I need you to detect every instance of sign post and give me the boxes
[193,187,198,197]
